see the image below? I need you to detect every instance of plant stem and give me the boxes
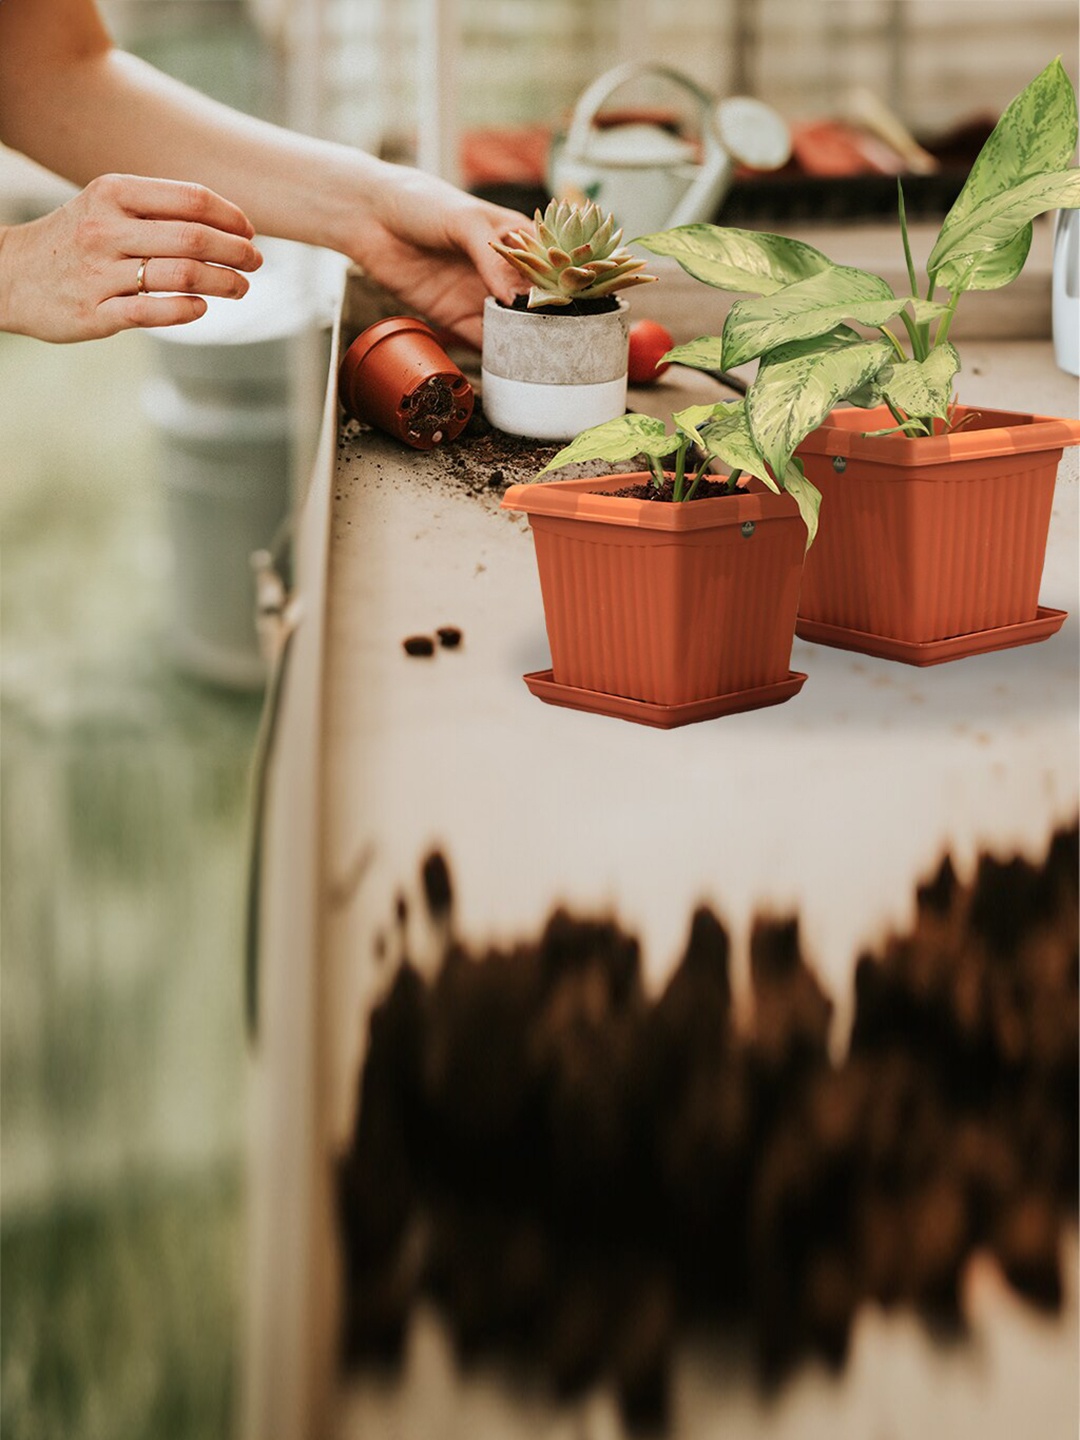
[897,308,924,361]
[879,326,908,362]
[684,456,718,503]
[649,456,665,489]
[671,439,688,502]
[934,288,963,348]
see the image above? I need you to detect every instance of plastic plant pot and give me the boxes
[502,473,808,727]
[338,316,474,450]
[795,405,1080,663]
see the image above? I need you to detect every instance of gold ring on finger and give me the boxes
[136,258,152,294]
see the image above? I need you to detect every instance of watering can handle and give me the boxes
[563,61,731,231]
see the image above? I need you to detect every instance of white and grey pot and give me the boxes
[480,295,629,440]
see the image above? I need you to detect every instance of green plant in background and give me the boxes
[631,58,1080,480]
[491,198,658,309]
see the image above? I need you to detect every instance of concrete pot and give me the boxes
[481,295,629,440]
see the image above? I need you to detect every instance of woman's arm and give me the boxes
[0,0,525,343]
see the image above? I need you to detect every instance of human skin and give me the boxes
[0,0,526,344]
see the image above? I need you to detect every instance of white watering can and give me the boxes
[550,62,790,238]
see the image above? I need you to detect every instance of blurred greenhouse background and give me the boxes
[1,3,1077,1439]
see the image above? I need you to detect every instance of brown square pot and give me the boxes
[502,473,807,711]
[795,406,1080,653]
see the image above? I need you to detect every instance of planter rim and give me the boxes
[797,404,1080,468]
[501,472,800,532]
[483,294,629,322]
[342,314,439,369]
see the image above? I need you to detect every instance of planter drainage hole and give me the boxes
[741,520,756,537]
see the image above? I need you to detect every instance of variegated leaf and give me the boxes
[698,406,821,542]
[634,224,834,296]
[934,59,1078,257]
[928,169,1080,286]
[935,227,1032,295]
[661,336,727,371]
[779,460,822,550]
[909,298,952,324]
[537,413,673,475]
[672,403,729,449]
[747,333,896,478]
[721,267,901,369]
[698,402,780,493]
[877,343,961,421]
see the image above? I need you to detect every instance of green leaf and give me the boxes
[671,402,728,448]
[779,459,822,550]
[846,376,885,409]
[928,169,1080,285]
[877,343,961,421]
[936,227,1032,295]
[698,405,820,542]
[698,401,778,491]
[537,413,673,475]
[662,336,727,371]
[746,332,896,478]
[935,59,1079,246]
[633,224,834,296]
[721,266,901,369]
[930,59,1080,293]
[908,299,951,324]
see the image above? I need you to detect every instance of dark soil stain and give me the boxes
[338,824,1079,1429]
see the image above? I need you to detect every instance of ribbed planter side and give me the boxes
[505,476,805,707]
[796,406,1080,644]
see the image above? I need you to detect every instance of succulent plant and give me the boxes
[491,199,658,310]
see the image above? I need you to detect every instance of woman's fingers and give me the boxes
[123,217,262,275]
[1,174,262,342]
[114,253,253,300]
[99,293,210,331]
[109,174,256,239]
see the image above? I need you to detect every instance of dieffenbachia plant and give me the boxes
[619,58,1080,495]
[537,403,823,545]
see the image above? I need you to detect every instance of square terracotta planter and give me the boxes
[501,473,808,727]
[794,405,1080,664]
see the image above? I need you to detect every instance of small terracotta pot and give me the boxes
[338,317,474,450]
[795,405,1080,663]
[502,473,808,726]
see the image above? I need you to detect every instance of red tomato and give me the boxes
[627,319,674,385]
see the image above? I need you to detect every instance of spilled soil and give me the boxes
[338,823,1079,1431]
[337,398,632,506]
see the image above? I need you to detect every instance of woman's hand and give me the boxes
[345,165,530,349]
[0,173,262,342]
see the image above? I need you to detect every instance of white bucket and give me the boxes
[143,239,338,689]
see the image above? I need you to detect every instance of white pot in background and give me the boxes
[143,239,340,689]
[1052,209,1079,377]
[480,295,629,441]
